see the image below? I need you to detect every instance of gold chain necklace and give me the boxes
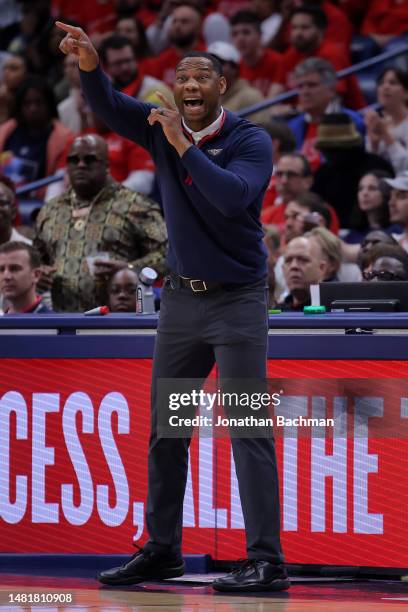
[71,186,106,232]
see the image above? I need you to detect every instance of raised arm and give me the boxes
[56,21,153,149]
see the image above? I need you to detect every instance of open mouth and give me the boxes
[183,98,204,110]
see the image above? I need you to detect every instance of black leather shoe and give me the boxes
[96,547,185,586]
[212,560,290,592]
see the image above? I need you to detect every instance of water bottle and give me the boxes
[136,267,157,314]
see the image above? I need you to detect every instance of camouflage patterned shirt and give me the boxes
[34,180,167,312]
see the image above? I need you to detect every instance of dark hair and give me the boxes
[12,76,58,122]
[291,192,332,228]
[116,16,151,59]
[350,169,393,231]
[230,10,262,30]
[280,152,312,177]
[377,66,408,92]
[290,6,328,30]
[257,120,296,155]
[99,34,135,65]
[0,241,41,268]
[369,243,408,278]
[177,51,224,76]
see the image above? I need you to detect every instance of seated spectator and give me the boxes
[99,35,173,103]
[312,113,394,227]
[280,6,365,109]
[8,1,54,76]
[115,15,152,60]
[207,41,268,122]
[345,170,401,244]
[356,229,399,272]
[261,152,340,235]
[143,4,206,87]
[362,243,408,281]
[277,235,327,310]
[0,77,73,189]
[0,176,31,246]
[108,266,139,312]
[0,241,52,314]
[365,68,408,174]
[263,223,281,306]
[361,0,408,50]
[288,58,365,171]
[34,134,167,312]
[0,54,27,123]
[230,10,283,97]
[283,191,331,245]
[385,172,408,251]
[307,226,342,281]
[268,0,353,51]
[146,0,230,55]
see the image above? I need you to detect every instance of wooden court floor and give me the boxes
[0,573,407,611]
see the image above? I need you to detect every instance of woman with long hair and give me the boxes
[345,169,401,244]
[365,67,408,173]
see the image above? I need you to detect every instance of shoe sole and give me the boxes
[97,565,185,586]
[212,578,291,592]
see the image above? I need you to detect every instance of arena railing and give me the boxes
[237,43,408,118]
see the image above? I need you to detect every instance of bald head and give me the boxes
[67,134,109,199]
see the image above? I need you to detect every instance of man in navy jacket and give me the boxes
[57,21,289,593]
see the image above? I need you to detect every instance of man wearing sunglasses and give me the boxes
[34,134,167,312]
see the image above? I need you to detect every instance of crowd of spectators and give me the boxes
[0,0,407,314]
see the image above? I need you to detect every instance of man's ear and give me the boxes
[219,75,227,96]
[33,267,42,285]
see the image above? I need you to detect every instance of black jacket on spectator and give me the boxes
[312,148,394,227]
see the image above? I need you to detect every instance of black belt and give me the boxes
[169,272,265,293]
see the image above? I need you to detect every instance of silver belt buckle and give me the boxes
[190,279,207,292]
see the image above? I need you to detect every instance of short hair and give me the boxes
[369,244,408,278]
[172,1,204,16]
[177,51,224,76]
[307,227,342,273]
[13,76,58,122]
[293,57,337,88]
[99,34,134,65]
[0,241,41,268]
[291,192,332,228]
[257,120,296,155]
[291,6,328,30]
[279,152,312,177]
[377,66,408,91]
[230,10,262,31]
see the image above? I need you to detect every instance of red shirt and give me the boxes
[261,180,340,235]
[240,49,284,97]
[144,43,206,88]
[281,41,366,109]
[362,0,408,36]
[51,0,116,33]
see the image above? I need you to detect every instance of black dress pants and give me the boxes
[144,277,284,564]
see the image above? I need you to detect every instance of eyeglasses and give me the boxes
[275,170,304,179]
[67,154,103,166]
[0,198,12,207]
[362,270,407,281]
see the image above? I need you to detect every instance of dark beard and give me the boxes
[114,70,138,90]
[169,32,197,50]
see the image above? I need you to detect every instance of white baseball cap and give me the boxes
[207,41,241,65]
[384,171,408,191]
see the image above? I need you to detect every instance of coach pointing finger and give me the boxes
[56,21,99,71]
